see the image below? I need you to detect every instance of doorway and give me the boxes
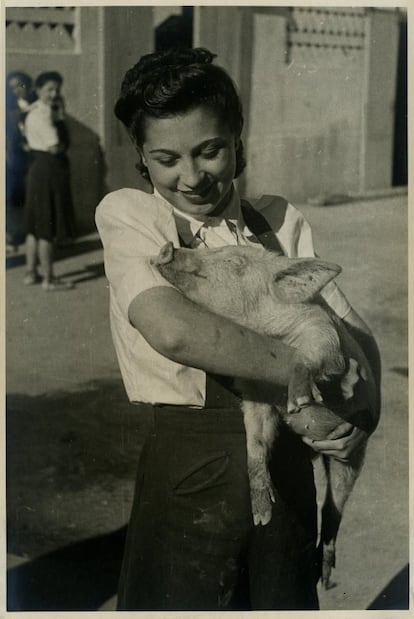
[155,7,193,51]
[392,14,407,187]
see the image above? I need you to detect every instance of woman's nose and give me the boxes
[179,159,203,189]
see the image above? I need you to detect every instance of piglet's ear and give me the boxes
[272,259,341,303]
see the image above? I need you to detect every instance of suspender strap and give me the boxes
[178,234,189,248]
[178,194,288,255]
[175,195,287,406]
[240,195,287,255]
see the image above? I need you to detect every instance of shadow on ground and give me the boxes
[367,564,409,610]
[60,262,106,284]
[7,543,409,611]
[8,527,126,611]
[7,379,409,611]
[7,380,152,558]
[6,238,103,270]
[7,379,153,610]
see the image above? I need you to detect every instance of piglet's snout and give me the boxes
[152,242,174,266]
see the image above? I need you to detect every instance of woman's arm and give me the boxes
[129,285,316,403]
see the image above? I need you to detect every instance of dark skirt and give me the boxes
[24,150,76,242]
[117,375,320,611]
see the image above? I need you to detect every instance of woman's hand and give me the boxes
[301,421,368,462]
[48,143,66,155]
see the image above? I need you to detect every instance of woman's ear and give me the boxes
[137,147,147,167]
[134,147,150,181]
[130,135,147,164]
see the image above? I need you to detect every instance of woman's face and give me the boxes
[140,106,238,217]
[37,80,61,106]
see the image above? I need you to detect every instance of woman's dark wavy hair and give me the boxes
[35,71,63,89]
[114,47,246,179]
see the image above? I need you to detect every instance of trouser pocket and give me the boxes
[172,450,230,495]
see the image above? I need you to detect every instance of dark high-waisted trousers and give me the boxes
[117,375,319,611]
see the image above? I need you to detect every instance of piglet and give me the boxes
[152,242,378,588]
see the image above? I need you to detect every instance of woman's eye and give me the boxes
[201,148,220,159]
[157,158,177,167]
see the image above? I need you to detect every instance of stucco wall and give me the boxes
[6,8,106,233]
[101,6,153,193]
[195,6,400,202]
[361,10,400,191]
[7,6,401,217]
[6,6,157,231]
[247,10,366,200]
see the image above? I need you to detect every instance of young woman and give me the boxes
[23,71,75,291]
[96,47,380,611]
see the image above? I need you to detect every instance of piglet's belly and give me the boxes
[281,404,342,441]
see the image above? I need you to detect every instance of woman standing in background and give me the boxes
[23,71,75,291]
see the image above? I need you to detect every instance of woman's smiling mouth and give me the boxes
[179,184,215,202]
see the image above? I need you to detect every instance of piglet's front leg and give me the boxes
[241,400,279,526]
[287,359,323,414]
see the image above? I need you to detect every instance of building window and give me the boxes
[154,6,193,51]
[287,7,366,63]
[6,7,80,54]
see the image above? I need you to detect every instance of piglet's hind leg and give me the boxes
[319,444,366,588]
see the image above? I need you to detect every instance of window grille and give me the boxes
[6,7,80,54]
[286,7,366,63]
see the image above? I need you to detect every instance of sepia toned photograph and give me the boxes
[4,2,409,615]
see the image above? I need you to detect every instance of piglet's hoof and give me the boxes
[321,541,337,590]
[250,476,276,526]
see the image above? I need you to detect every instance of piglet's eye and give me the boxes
[223,256,246,269]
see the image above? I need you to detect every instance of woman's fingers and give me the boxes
[326,421,353,440]
[302,426,367,461]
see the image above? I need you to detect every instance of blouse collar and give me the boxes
[154,185,246,246]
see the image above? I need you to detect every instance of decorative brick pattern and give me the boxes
[286,7,366,62]
[6,7,79,53]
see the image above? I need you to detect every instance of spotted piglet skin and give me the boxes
[281,404,342,441]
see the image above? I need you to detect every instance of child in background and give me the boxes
[23,71,75,291]
[6,71,36,251]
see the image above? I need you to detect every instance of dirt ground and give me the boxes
[5,193,409,612]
